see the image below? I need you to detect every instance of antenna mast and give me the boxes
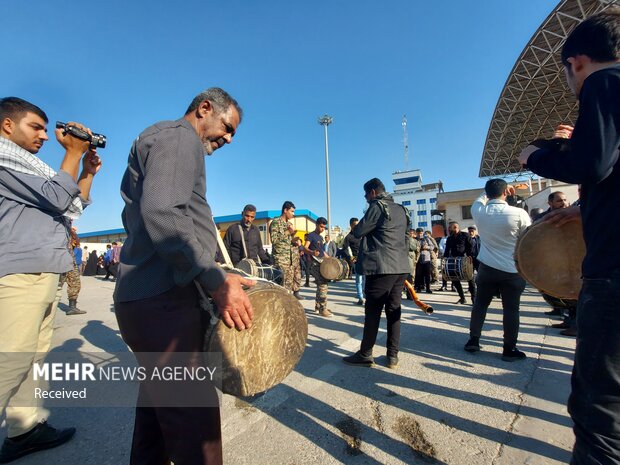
[402,114,409,170]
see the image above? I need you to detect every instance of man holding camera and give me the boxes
[0,97,101,462]
[114,88,254,465]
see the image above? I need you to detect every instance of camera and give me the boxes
[56,122,107,149]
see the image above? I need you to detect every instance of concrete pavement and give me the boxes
[1,276,576,464]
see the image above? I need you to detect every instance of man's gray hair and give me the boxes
[185,87,243,121]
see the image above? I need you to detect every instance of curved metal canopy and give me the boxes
[479,0,618,177]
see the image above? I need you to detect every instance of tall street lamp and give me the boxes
[317,115,333,234]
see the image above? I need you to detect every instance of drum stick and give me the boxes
[403,280,434,315]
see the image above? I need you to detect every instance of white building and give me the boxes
[391,169,442,233]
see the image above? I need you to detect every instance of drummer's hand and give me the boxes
[553,124,574,139]
[540,205,581,227]
[211,274,256,330]
[313,250,320,256]
[506,185,516,196]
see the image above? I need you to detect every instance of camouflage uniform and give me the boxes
[291,246,302,292]
[408,235,420,282]
[270,217,300,293]
[308,258,329,313]
[59,257,81,300]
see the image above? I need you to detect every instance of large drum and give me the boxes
[203,280,307,397]
[236,258,283,285]
[319,257,350,281]
[514,218,585,300]
[442,256,474,281]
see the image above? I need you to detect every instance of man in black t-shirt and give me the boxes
[444,221,476,304]
[517,9,620,463]
[304,217,331,317]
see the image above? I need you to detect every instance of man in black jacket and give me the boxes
[223,204,270,266]
[517,9,620,464]
[444,221,476,305]
[342,178,410,369]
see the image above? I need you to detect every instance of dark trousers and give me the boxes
[569,270,620,465]
[414,262,431,291]
[469,262,525,349]
[453,278,476,301]
[360,273,408,358]
[105,262,119,279]
[114,286,222,465]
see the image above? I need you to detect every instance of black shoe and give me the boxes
[551,321,571,329]
[342,352,374,367]
[501,348,526,362]
[0,422,76,463]
[387,356,399,369]
[293,291,304,300]
[437,287,447,292]
[66,308,86,315]
[425,289,433,294]
[356,299,365,306]
[560,327,577,337]
[545,308,564,317]
[456,297,466,305]
[464,337,481,353]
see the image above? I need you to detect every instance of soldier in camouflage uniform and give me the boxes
[56,228,86,315]
[305,217,331,317]
[270,201,303,300]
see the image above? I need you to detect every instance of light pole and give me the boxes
[318,115,333,234]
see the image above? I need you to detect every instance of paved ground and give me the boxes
[1,276,576,464]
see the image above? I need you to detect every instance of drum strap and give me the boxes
[213,220,233,267]
[237,225,262,264]
[238,225,249,260]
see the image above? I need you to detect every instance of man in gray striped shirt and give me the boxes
[114,88,254,465]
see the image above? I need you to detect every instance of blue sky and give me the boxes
[3,0,559,233]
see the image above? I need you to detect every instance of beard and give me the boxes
[203,141,215,156]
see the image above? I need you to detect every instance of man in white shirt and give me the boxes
[464,179,531,361]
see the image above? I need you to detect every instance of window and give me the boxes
[461,205,473,220]
[416,199,426,205]
[402,200,411,206]
[394,176,420,185]
[417,210,427,216]
[418,221,428,227]
[430,198,436,203]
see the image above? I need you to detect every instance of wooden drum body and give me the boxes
[514,218,585,300]
[203,281,307,397]
[442,256,474,281]
[319,257,350,281]
[236,258,283,285]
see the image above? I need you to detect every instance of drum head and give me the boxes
[320,257,341,280]
[514,219,585,299]
[204,282,307,397]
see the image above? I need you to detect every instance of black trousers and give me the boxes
[360,273,408,358]
[468,262,525,349]
[414,262,432,291]
[115,285,222,465]
[453,278,476,301]
[570,270,620,465]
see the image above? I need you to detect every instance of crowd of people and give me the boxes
[0,8,618,465]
